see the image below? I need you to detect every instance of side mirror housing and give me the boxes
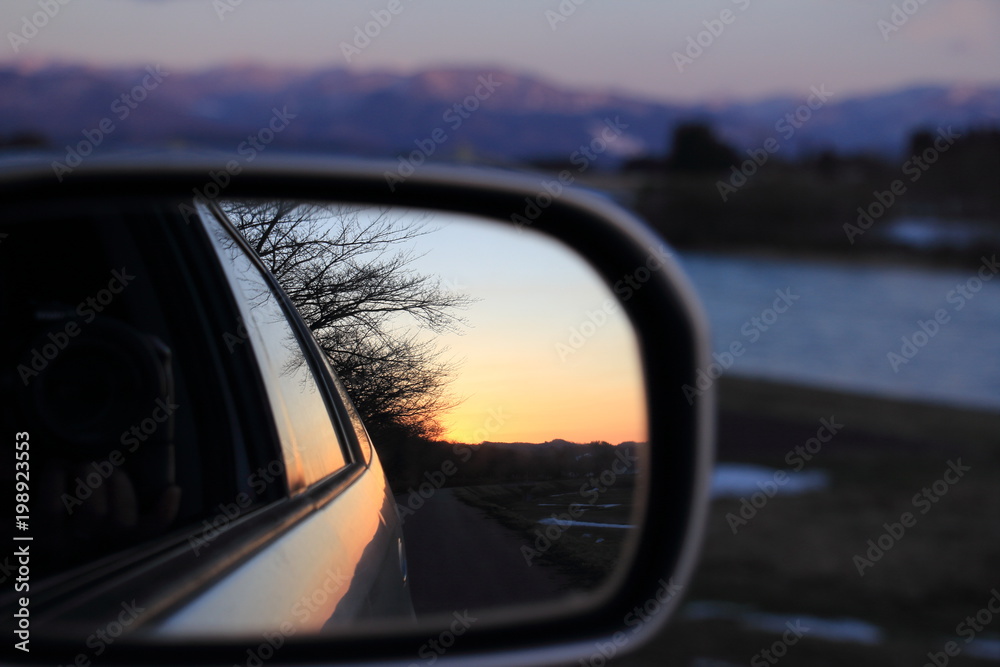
[0,154,714,667]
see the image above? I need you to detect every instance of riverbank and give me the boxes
[718,374,1000,448]
[613,376,1000,666]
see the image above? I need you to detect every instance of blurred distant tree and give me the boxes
[905,127,1000,216]
[667,122,737,172]
[0,131,48,149]
[221,200,471,445]
[815,149,841,179]
[621,154,667,172]
[908,129,936,157]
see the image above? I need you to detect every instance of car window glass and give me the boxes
[201,209,349,489]
[1,202,252,577]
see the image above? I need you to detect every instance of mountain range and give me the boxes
[2,63,998,166]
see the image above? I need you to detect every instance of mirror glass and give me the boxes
[1,196,647,640]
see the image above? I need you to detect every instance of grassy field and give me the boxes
[616,377,1000,666]
[453,477,637,591]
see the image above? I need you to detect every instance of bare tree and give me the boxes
[220,200,471,442]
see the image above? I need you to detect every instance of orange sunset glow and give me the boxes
[401,212,649,446]
[438,317,647,445]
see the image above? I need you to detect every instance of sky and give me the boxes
[352,209,647,445]
[2,0,999,102]
[3,0,996,442]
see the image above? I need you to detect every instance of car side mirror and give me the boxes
[0,155,714,667]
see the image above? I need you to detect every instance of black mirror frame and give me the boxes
[0,154,714,667]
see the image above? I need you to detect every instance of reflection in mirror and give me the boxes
[218,200,649,619]
[0,196,647,642]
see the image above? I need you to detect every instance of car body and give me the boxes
[1,194,415,641]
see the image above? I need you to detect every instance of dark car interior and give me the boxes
[0,200,280,579]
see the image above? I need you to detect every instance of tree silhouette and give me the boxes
[905,127,1000,218]
[667,122,737,172]
[221,200,472,444]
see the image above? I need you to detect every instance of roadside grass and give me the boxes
[698,444,1000,635]
[635,450,1000,666]
[617,377,1000,665]
[453,478,637,591]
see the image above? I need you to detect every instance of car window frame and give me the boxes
[197,199,366,486]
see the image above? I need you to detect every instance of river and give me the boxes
[676,250,1000,411]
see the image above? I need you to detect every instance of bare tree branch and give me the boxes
[221,200,472,441]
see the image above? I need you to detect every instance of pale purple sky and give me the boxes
[2,0,999,102]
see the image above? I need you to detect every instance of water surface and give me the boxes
[677,251,1000,410]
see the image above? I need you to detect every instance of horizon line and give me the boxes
[3,58,998,107]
